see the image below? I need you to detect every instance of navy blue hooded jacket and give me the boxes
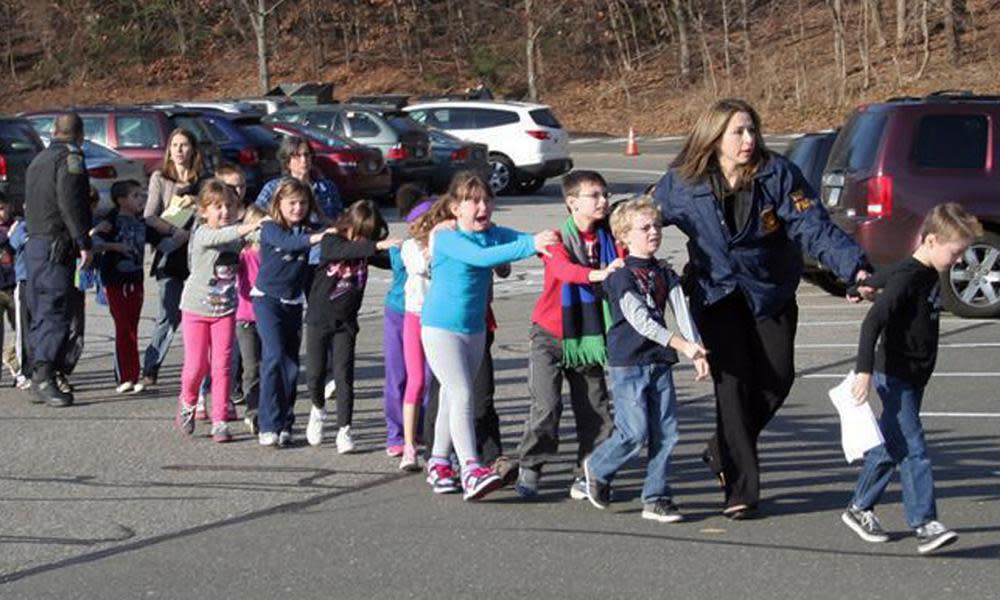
[653,154,868,320]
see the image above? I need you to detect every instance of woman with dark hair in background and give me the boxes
[141,128,206,387]
[652,99,871,519]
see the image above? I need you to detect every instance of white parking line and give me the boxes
[797,342,1000,349]
[801,318,999,326]
[802,372,1000,379]
[921,412,1000,418]
[569,138,603,144]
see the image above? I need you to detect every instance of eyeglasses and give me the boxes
[290,152,313,159]
[575,192,610,200]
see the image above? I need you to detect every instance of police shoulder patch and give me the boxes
[789,189,814,213]
[66,152,84,175]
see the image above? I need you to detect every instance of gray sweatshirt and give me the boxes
[179,223,245,317]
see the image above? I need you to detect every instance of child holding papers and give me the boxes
[841,203,982,555]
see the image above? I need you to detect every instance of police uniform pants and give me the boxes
[24,237,74,375]
[697,292,797,509]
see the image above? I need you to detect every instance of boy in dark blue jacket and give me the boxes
[583,197,710,522]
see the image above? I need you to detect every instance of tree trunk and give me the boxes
[670,0,690,80]
[913,0,930,79]
[4,1,16,80]
[526,0,538,101]
[942,0,960,64]
[859,0,872,89]
[896,0,906,46]
[722,0,732,84]
[828,0,847,101]
[168,0,188,58]
[740,0,751,79]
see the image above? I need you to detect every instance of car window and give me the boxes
[826,110,887,172]
[912,114,988,169]
[268,111,304,124]
[241,124,280,146]
[0,122,43,152]
[306,112,337,131]
[418,108,470,130]
[473,108,520,128]
[82,116,109,145]
[344,112,382,138]
[529,108,562,129]
[81,140,121,160]
[169,115,211,144]
[115,115,160,148]
[25,116,56,139]
[204,120,231,144]
[387,116,426,134]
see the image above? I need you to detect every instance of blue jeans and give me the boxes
[850,372,937,528]
[588,363,679,504]
[143,276,184,378]
[253,296,302,435]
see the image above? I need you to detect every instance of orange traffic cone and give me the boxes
[624,127,640,156]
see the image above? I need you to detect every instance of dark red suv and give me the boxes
[821,92,1000,318]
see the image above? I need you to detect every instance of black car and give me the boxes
[0,117,45,211]
[426,129,491,192]
[199,112,282,199]
[784,130,838,195]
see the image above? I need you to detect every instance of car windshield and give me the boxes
[0,122,43,152]
[387,116,427,134]
[241,124,280,146]
[529,108,562,128]
[826,110,888,172]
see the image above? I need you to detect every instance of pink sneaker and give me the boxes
[386,444,404,457]
[463,463,502,501]
[399,445,420,472]
[426,463,460,494]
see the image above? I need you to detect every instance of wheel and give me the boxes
[515,177,545,195]
[941,231,1000,318]
[487,154,515,196]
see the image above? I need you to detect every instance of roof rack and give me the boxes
[347,94,410,110]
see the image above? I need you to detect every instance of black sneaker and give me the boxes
[33,377,74,407]
[583,458,610,510]
[915,520,958,554]
[54,371,74,394]
[841,506,890,543]
[642,498,684,523]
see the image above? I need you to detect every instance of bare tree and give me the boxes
[827,0,848,101]
[942,0,960,64]
[238,0,291,94]
[740,0,751,79]
[896,0,906,46]
[722,0,732,84]
[670,0,691,80]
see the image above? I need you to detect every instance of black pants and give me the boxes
[235,320,261,418]
[423,329,502,464]
[25,237,73,379]
[304,317,357,428]
[697,292,797,508]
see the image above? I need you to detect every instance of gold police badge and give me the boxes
[760,206,780,234]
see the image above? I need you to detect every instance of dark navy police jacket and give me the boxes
[653,154,868,320]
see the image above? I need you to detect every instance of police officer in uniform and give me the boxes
[23,112,93,407]
[654,99,871,519]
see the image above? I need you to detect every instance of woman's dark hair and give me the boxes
[277,135,312,176]
[161,128,204,184]
[334,199,389,242]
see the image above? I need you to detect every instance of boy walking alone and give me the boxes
[842,202,982,554]
[514,171,623,498]
[583,196,709,522]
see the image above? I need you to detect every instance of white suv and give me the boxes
[404,100,573,195]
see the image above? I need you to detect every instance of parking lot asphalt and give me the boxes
[1,140,997,599]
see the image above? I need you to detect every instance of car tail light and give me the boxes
[88,165,117,179]
[0,155,6,181]
[331,151,361,168]
[450,147,469,162]
[386,144,408,161]
[238,148,259,166]
[865,175,893,217]
[525,130,550,140]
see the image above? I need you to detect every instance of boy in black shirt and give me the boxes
[582,196,709,522]
[842,202,982,554]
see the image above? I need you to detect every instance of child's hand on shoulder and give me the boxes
[533,229,559,257]
[377,238,402,250]
[852,372,871,405]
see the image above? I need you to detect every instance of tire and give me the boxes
[488,154,515,196]
[516,177,546,195]
[941,231,1000,318]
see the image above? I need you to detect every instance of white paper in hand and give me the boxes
[828,371,884,463]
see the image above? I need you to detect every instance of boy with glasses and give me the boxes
[514,170,624,498]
